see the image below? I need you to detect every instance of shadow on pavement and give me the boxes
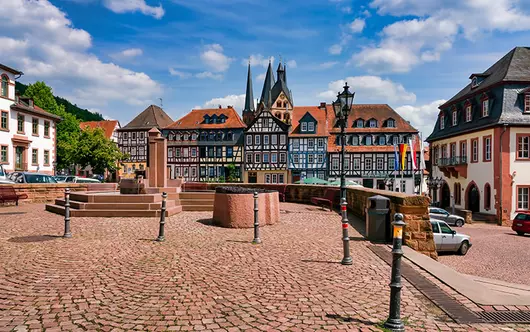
[301,259,341,264]
[8,235,62,243]
[197,218,214,226]
[325,313,377,325]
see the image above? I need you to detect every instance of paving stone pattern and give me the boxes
[0,204,528,331]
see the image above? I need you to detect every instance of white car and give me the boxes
[65,176,101,183]
[431,219,472,255]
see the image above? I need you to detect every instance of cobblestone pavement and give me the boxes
[438,222,530,286]
[0,203,528,331]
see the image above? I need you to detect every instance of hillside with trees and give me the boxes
[15,82,104,122]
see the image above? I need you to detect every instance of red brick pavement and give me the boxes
[0,203,527,331]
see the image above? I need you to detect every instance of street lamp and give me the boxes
[52,161,57,176]
[333,82,355,266]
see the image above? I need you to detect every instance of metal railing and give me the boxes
[437,156,467,166]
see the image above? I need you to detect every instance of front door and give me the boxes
[363,179,374,188]
[248,172,257,184]
[441,183,451,209]
[468,185,480,212]
[377,180,385,190]
[15,147,24,170]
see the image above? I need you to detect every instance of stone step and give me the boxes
[181,205,214,212]
[54,199,176,210]
[180,199,214,206]
[70,193,163,204]
[145,187,181,194]
[179,192,215,200]
[45,204,182,217]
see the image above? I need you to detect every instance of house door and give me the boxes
[468,184,480,212]
[248,172,257,184]
[15,147,24,170]
[441,183,451,209]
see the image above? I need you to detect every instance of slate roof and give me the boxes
[259,62,275,106]
[121,105,174,130]
[165,107,246,130]
[442,47,530,107]
[80,120,120,139]
[243,64,255,113]
[11,97,61,121]
[289,106,329,137]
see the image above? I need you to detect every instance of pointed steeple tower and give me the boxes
[242,63,256,126]
[277,61,285,83]
[259,59,275,110]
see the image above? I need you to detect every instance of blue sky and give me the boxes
[2,0,530,137]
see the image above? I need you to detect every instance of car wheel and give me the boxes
[455,219,464,227]
[458,241,469,255]
[517,231,525,236]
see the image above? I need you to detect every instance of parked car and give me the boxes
[512,213,530,236]
[431,219,472,255]
[9,172,57,184]
[429,207,465,227]
[55,175,75,183]
[65,176,101,183]
[0,165,14,184]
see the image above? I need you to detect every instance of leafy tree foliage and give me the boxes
[76,127,126,175]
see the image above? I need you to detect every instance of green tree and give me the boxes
[226,163,238,182]
[24,81,81,169]
[76,127,126,174]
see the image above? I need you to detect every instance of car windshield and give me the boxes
[515,213,530,221]
[25,174,57,183]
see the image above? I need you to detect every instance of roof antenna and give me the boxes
[159,98,163,107]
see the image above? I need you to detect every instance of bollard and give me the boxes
[340,198,352,265]
[156,192,167,242]
[63,188,72,238]
[384,213,406,332]
[252,192,261,244]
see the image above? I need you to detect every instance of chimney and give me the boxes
[218,105,222,109]
[227,105,233,109]
[29,98,34,108]
[319,102,326,110]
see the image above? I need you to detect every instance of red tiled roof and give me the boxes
[11,99,61,121]
[165,107,246,130]
[289,106,329,137]
[80,120,120,139]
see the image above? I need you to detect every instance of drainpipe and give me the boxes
[498,124,508,225]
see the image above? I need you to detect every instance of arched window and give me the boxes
[276,101,282,107]
[175,133,181,141]
[183,133,189,141]
[484,183,491,210]
[275,112,281,118]
[191,133,197,140]
[283,102,288,108]
[284,113,290,123]
[1,76,8,98]
[168,133,174,141]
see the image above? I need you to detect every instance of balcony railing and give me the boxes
[438,156,467,166]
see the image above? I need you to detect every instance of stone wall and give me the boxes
[8,184,88,203]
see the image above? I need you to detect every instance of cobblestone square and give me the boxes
[0,204,527,331]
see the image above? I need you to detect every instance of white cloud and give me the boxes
[103,0,165,19]
[329,44,343,55]
[111,48,143,60]
[317,76,416,104]
[0,0,161,109]
[349,18,366,33]
[286,60,297,68]
[196,71,223,80]
[341,7,352,14]
[204,94,246,110]
[200,44,233,72]
[256,73,266,82]
[395,100,446,138]
[360,0,530,73]
[317,61,339,70]
[169,68,191,78]
[242,54,275,68]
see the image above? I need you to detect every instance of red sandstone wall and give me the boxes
[6,184,88,203]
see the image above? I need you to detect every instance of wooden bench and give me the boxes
[0,186,28,206]
[182,182,209,192]
[264,184,287,202]
[310,188,340,211]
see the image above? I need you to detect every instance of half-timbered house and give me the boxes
[327,104,420,192]
[163,106,245,182]
[288,104,329,182]
[117,105,173,179]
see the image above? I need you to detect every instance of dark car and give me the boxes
[512,213,530,236]
[9,172,57,184]
[428,207,465,227]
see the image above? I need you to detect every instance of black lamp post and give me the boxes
[332,83,355,266]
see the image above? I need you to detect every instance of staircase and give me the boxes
[178,192,215,211]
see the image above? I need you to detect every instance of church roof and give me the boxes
[243,64,255,113]
[259,61,275,106]
[122,105,174,130]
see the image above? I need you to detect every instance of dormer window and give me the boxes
[191,133,197,140]
[365,136,372,146]
[356,119,364,128]
[176,133,181,141]
[308,122,315,131]
[209,132,214,140]
[211,115,218,124]
[452,110,458,126]
[440,114,445,130]
[482,98,489,117]
[386,119,395,128]
[379,136,386,145]
[471,77,478,88]
[183,133,189,140]
[301,122,307,131]
[465,105,472,122]
[525,94,530,113]
[369,119,377,128]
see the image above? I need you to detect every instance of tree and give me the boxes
[226,163,238,182]
[24,81,81,169]
[76,127,126,175]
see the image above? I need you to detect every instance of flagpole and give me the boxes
[419,133,424,195]
[411,138,416,195]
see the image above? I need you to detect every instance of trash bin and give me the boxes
[366,195,390,243]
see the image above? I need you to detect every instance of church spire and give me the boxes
[277,61,285,82]
[243,63,254,113]
[259,59,275,107]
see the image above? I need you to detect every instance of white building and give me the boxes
[0,64,60,175]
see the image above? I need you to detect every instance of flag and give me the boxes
[420,139,426,170]
[409,138,417,170]
[393,144,400,170]
[399,143,408,170]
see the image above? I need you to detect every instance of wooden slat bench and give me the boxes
[0,186,28,206]
[310,188,340,211]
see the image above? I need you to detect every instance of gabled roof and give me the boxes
[289,106,329,137]
[442,47,530,107]
[80,120,120,139]
[245,108,290,132]
[11,97,61,121]
[165,107,246,130]
[270,78,293,107]
[122,105,173,130]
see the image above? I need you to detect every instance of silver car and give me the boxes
[431,219,472,255]
[429,207,465,227]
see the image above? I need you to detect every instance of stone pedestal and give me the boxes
[147,128,167,189]
[213,191,280,228]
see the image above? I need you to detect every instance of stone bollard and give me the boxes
[63,188,72,238]
[384,213,406,332]
[340,198,352,265]
[252,192,261,244]
[156,192,167,242]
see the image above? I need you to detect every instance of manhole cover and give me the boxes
[8,235,61,243]
[478,311,530,324]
